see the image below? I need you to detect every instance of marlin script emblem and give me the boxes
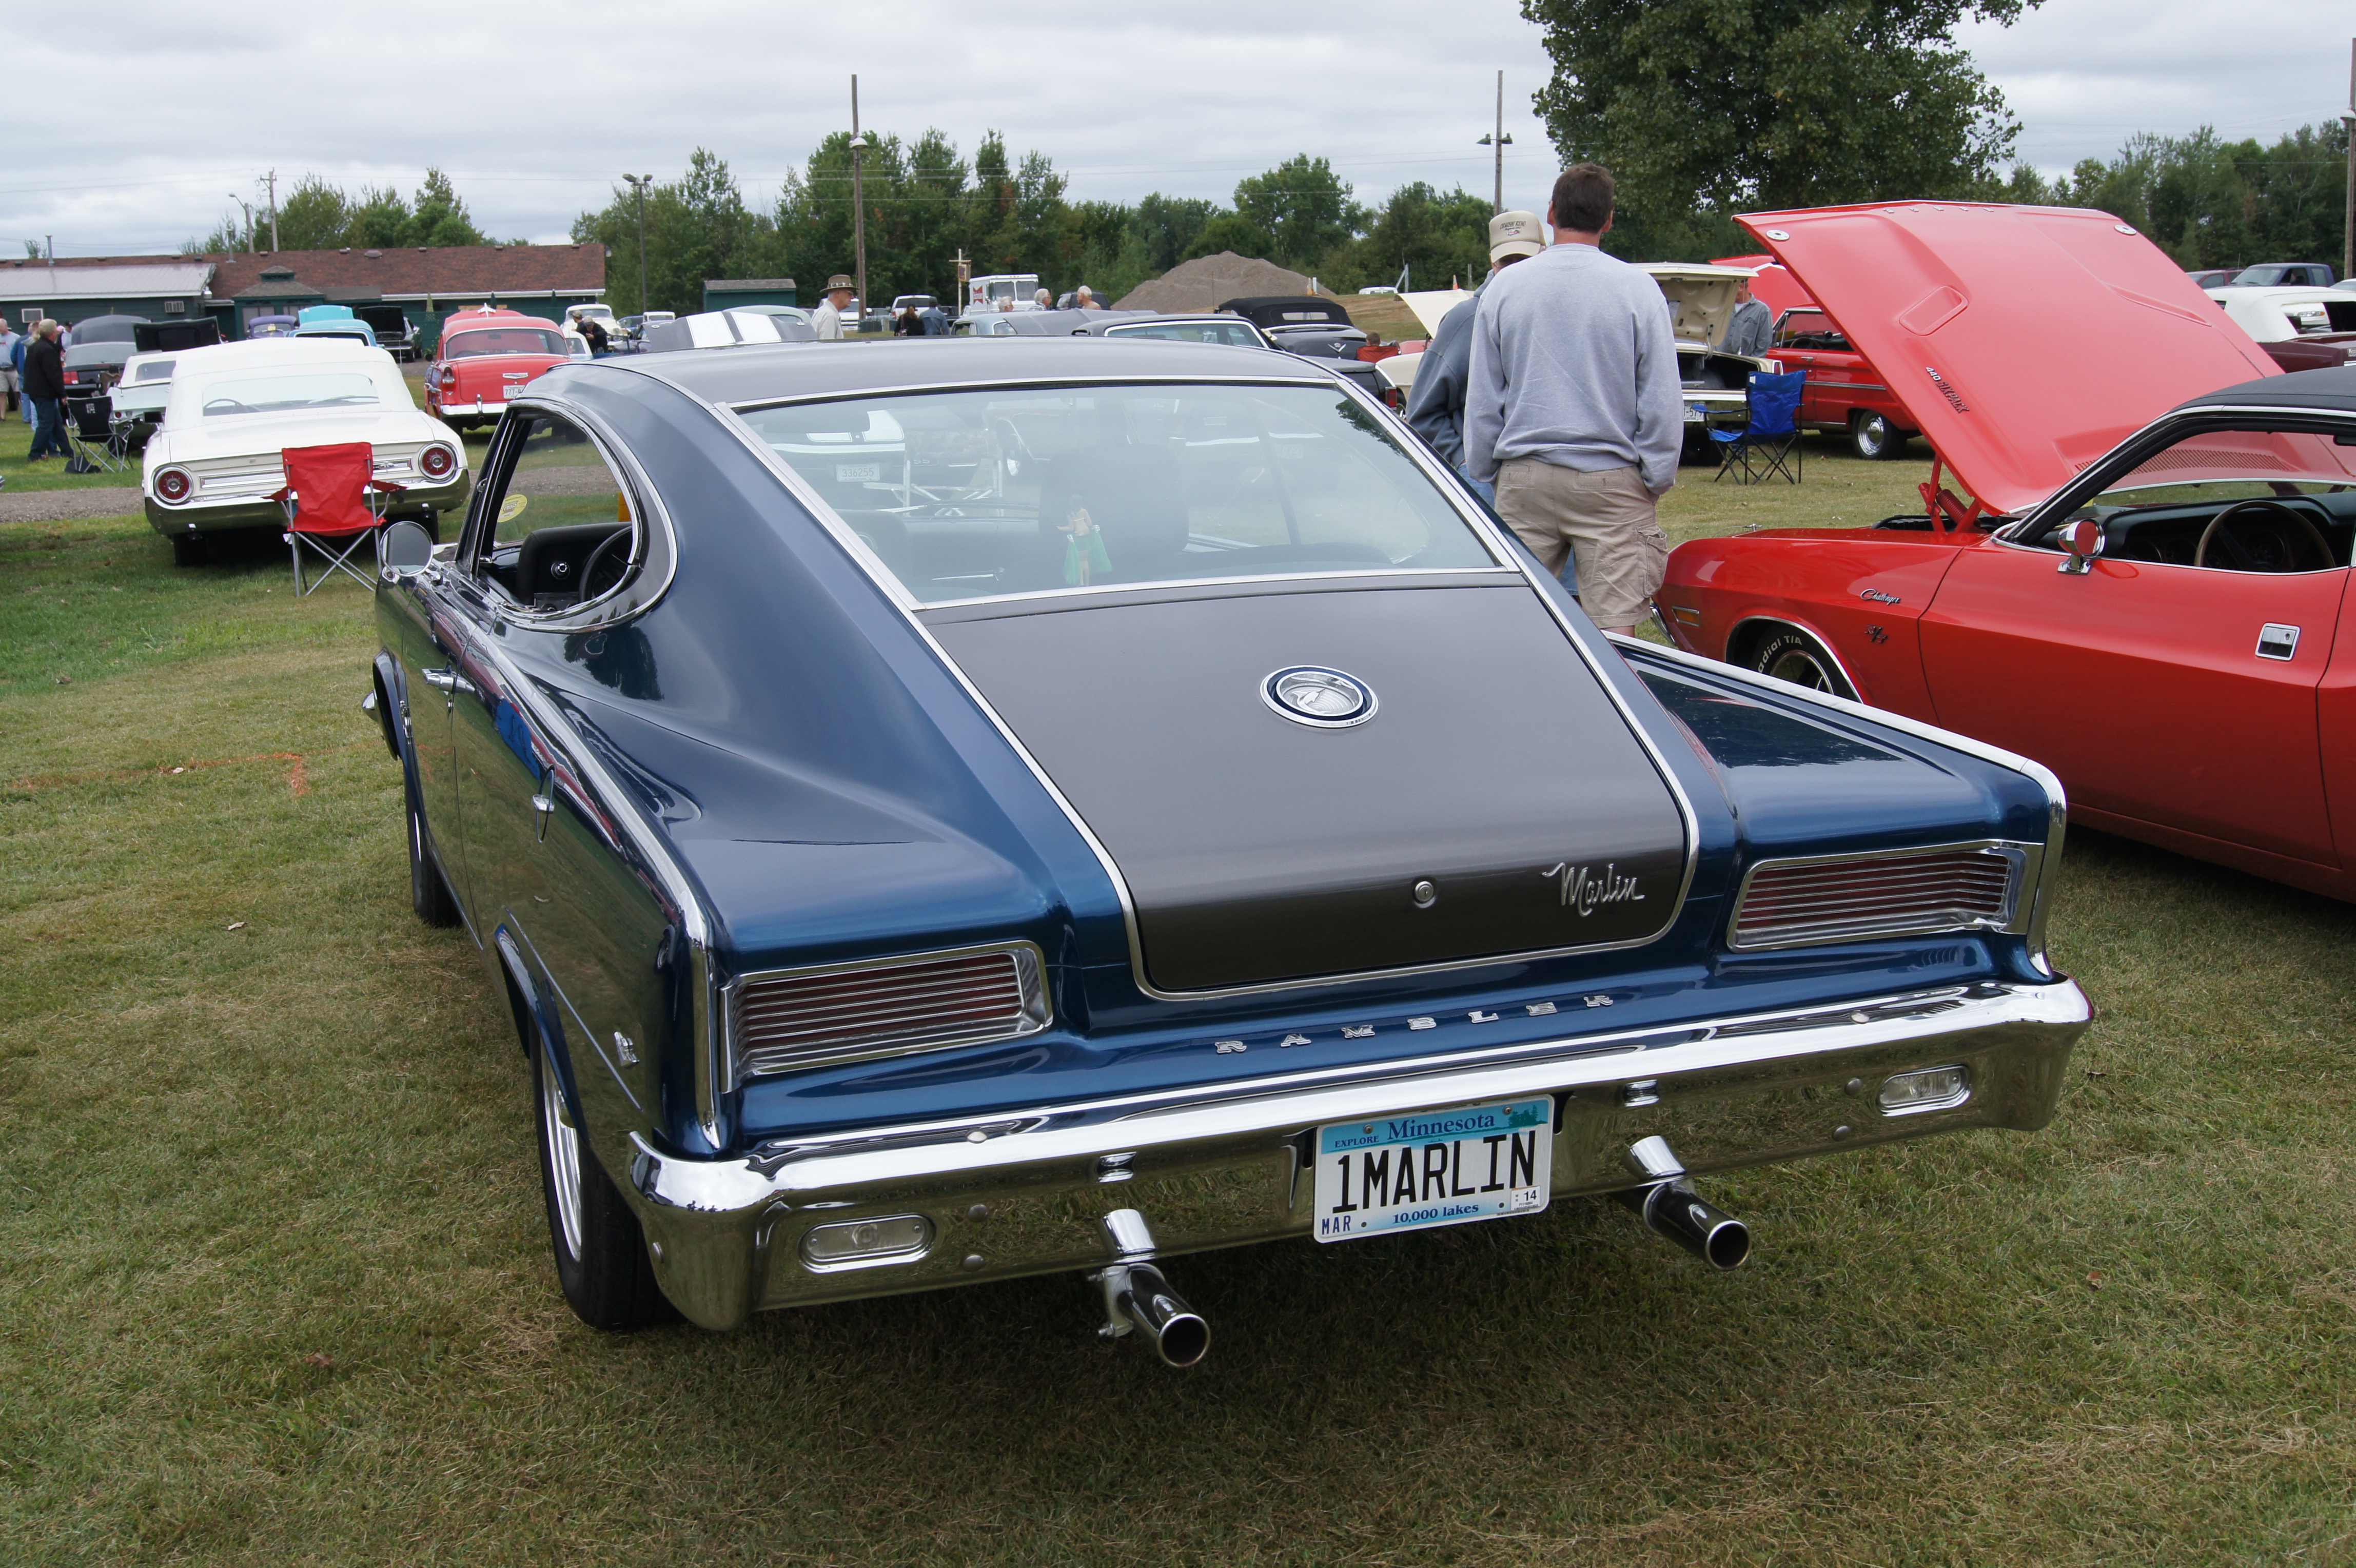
[1544,862,1644,916]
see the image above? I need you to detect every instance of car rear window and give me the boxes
[738,382,1498,603]
[1109,322,1263,347]
[197,373,383,416]
[444,329,567,357]
[135,361,175,382]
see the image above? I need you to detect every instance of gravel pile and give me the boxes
[1114,252,1325,313]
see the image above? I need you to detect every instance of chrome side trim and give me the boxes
[430,603,724,1147]
[1726,839,2038,951]
[701,379,1700,1002]
[1611,636,2069,975]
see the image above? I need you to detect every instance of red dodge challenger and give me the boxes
[1663,200,2356,902]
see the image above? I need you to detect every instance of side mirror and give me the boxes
[2056,517,2104,575]
[380,519,437,579]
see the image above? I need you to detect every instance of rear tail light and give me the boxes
[1730,845,2027,950]
[438,366,456,388]
[419,443,456,479]
[731,943,1050,1078]
[155,466,194,503]
[63,370,80,385]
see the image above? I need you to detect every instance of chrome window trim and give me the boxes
[2007,403,2356,543]
[462,393,680,634]
[1614,636,2068,977]
[1726,839,2038,952]
[698,376,1698,1002]
[726,939,1051,1080]
[428,598,724,1146]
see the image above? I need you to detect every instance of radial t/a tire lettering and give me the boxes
[1749,628,1857,701]
[533,1025,677,1331]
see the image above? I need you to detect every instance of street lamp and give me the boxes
[226,192,256,254]
[850,74,869,326]
[1476,69,1513,215]
[622,173,654,315]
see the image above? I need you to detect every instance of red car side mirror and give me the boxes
[2056,517,2104,575]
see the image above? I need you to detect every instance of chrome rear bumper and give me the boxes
[624,978,2090,1329]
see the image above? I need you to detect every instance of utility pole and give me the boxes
[850,75,869,326]
[955,247,970,312]
[623,174,653,314]
[266,170,280,252]
[2344,38,2353,282]
[227,193,256,253]
[1475,71,1513,214]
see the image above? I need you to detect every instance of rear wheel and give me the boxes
[1749,628,1856,700]
[406,771,462,928]
[533,1024,675,1330]
[1850,411,1909,460]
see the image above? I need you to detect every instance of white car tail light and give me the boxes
[154,466,194,503]
[1730,845,2026,950]
[420,444,456,479]
[732,943,1050,1077]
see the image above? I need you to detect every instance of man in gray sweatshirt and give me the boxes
[1464,164,1683,635]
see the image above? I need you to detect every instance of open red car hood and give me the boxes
[1737,203,2278,517]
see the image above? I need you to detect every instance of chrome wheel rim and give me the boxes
[540,1043,585,1259]
[1763,648,1838,692]
[1855,416,1886,457]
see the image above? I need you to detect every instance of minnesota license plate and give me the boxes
[1312,1098,1552,1242]
[1683,403,1707,423]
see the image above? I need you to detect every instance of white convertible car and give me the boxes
[142,339,470,566]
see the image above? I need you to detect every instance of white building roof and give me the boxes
[0,262,215,302]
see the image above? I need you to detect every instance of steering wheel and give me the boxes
[2192,499,2333,573]
[577,526,633,600]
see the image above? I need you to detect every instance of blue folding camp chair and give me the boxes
[1711,369,1805,484]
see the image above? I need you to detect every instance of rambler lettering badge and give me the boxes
[1544,861,1644,915]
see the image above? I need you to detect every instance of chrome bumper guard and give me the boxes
[624,978,2090,1329]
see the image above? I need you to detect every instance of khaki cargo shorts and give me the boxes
[1495,459,1667,629]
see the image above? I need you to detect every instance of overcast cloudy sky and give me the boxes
[3,0,2349,257]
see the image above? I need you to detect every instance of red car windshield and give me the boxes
[444,329,566,358]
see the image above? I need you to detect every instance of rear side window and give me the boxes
[467,411,645,616]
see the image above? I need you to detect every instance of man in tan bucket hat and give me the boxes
[813,276,856,340]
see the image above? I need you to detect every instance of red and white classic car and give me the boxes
[427,307,575,432]
[1661,202,2356,903]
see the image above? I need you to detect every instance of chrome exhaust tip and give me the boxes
[1102,1261,1211,1367]
[1614,1136,1752,1271]
[1093,1207,1210,1367]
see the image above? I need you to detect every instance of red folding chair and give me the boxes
[273,441,406,595]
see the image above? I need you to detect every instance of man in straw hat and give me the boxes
[813,276,856,340]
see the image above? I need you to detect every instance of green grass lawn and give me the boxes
[5,493,2355,1563]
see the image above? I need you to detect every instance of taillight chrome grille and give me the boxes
[1730,845,2027,950]
[731,944,1050,1077]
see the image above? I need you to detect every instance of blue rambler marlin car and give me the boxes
[367,337,2090,1363]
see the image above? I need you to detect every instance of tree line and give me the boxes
[568,140,1509,316]
[184,170,493,254]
